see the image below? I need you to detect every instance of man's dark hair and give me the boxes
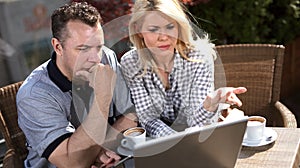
[51,2,102,43]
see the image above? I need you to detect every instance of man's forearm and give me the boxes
[48,100,109,167]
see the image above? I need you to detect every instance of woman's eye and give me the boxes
[148,27,159,32]
[167,24,175,30]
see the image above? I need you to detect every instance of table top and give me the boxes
[235,127,300,168]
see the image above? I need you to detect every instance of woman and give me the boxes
[121,0,247,138]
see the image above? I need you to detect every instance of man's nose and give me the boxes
[88,52,101,63]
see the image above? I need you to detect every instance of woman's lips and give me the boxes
[158,45,170,50]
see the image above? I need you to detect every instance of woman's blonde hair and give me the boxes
[129,0,215,72]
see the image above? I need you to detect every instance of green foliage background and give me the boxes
[186,0,300,45]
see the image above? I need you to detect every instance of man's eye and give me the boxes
[78,47,89,51]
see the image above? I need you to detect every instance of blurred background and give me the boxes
[0,0,299,164]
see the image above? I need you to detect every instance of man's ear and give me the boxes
[51,38,63,56]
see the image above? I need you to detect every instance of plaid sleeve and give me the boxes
[187,52,217,126]
[120,51,176,138]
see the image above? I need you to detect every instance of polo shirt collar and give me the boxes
[47,52,72,92]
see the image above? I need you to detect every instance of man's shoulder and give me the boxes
[102,46,117,59]
[17,61,62,100]
[119,49,140,77]
[101,46,119,69]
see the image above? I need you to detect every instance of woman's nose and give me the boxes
[158,32,169,41]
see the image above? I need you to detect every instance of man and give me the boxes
[17,2,137,167]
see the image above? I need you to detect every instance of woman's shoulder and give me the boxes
[183,47,215,72]
[185,49,207,62]
[188,39,217,60]
[120,49,138,65]
[185,44,216,65]
[120,49,141,76]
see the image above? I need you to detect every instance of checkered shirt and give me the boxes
[121,49,216,138]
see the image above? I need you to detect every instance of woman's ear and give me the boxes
[134,23,143,38]
[138,33,143,38]
[51,38,63,56]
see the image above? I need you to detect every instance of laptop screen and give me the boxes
[133,118,247,168]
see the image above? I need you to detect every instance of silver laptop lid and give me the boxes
[133,117,248,168]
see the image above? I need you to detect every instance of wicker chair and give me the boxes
[0,81,27,167]
[214,44,297,128]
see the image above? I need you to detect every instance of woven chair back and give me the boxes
[215,44,285,126]
[0,81,28,162]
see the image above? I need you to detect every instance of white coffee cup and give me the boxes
[245,116,266,142]
[221,108,245,122]
[121,127,146,150]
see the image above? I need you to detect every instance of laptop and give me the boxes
[129,117,248,168]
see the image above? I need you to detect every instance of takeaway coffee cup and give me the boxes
[245,116,266,142]
[121,127,146,150]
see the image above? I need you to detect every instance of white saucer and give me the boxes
[242,127,278,147]
[117,146,133,156]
